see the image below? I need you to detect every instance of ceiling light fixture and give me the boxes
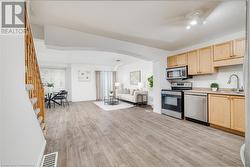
[186,25,191,30]
[203,21,207,25]
[190,19,198,25]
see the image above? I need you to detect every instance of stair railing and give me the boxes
[24,6,45,124]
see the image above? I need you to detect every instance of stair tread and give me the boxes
[30,97,37,105]
[41,123,46,130]
[43,127,47,136]
[34,108,40,115]
[25,84,34,91]
[38,116,43,124]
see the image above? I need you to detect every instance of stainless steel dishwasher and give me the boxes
[184,92,208,123]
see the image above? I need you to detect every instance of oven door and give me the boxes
[162,93,182,112]
[166,66,187,80]
[161,90,183,119]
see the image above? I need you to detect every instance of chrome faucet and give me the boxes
[227,74,240,92]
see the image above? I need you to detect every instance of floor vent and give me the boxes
[41,152,58,167]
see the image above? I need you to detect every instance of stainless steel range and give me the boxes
[161,82,192,119]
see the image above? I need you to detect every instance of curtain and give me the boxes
[95,71,101,100]
[95,71,117,100]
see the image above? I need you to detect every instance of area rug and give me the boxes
[93,101,134,111]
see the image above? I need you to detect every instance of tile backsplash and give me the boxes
[187,65,244,89]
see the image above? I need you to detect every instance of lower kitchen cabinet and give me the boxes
[209,95,231,128]
[208,94,245,133]
[231,96,245,132]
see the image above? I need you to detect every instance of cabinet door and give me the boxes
[231,96,245,132]
[176,53,187,66]
[213,41,233,61]
[187,50,199,75]
[233,38,245,58]
[167,56,177,68]
[209,95,231,128]
[199,46,214,74]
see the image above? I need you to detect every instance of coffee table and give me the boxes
[104,96,119,105]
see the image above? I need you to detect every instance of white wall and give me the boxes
[153,58,171,113]
[117,60,154,105]
[65,65,72,101]
[70,64,113,102]
[0,35,46,166]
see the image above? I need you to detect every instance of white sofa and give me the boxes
[116,88,148,104]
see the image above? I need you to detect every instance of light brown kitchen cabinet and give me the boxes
[209,94,245,133]
[167,56,176,68]
[213,38,245,67]
[187,50,199,75]
[233,38,245,58]
[213,41,233,61]
[167,53,187,68]
[231,96,245,132]
[187,47,215,75]
[209,94,231,128]
[199,46,215,74]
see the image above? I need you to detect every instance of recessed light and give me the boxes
[190,19,197,25]
[186,25,191,30]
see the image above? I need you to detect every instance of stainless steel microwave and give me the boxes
[166,66,188,80]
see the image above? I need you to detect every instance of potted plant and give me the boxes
[109,90,114,96]
[147,76,153,88]
[210,83,219,91]
[47,83,54,93]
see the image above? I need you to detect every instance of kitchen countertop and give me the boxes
[184,88,245,96]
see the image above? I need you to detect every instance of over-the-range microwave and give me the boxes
[166,66,188,80]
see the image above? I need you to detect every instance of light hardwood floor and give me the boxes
[45,101,244,167]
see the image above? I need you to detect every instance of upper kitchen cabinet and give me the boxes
[187,46,215,75]
[233,38,245,58]
[187,50,199,75]
[213,41,233,61]
[167,53,187,68]
[199,46,215,74]
[167,56,177,68]
[213,38,245,67]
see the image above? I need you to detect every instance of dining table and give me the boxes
[46,91,62,108]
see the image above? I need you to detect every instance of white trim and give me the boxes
[245,1,250,166]
[36,140,47,167]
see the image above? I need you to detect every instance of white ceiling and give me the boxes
[30,0,246,51]
[34,39,142,67]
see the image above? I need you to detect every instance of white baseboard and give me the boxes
[36,140,47,167]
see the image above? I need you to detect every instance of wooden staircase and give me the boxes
[25,7,47,135]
